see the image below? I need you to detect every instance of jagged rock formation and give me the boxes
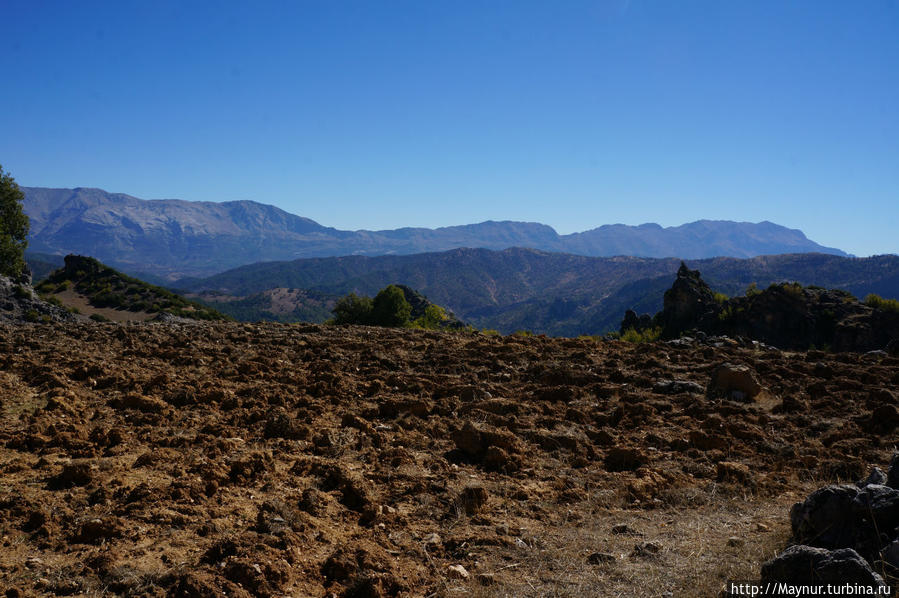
[655,263,720,338]
[622,263,899,352]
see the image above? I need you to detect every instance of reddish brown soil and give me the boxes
[0,322,897,597]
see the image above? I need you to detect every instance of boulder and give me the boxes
[761,545,886,588]
[790,483,899,561]
[707,363,762,401]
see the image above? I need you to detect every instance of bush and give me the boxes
[620,326,661,343]
[865,294,899,313]
[712,292,729,305]
[745,282,760,297]
[331,293,374,325]
[371,285,411,327]
[411,304,448,330]
[89,313,110,322]
[24,309,41,322]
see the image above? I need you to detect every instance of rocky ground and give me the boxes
[1,320,898,597]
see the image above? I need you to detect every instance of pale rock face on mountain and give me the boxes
[23,186,847,279]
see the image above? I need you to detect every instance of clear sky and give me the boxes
[1,1,897,256]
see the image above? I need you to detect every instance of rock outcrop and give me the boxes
[621,262,899,352]
[0,274,74,324]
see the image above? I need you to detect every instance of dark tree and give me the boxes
[331,292,374,325]
[371,284,411,327]
[0,165,29,279]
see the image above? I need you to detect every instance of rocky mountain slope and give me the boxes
[179,249,899,336]
[1,320,897,596]
[23,186,847,278]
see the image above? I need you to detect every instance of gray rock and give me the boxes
[857,466,887,488]
[790,483,899,561]
[761,545,886,588]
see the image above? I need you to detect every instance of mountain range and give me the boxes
[178,249,899,336]
[23,187,848,279]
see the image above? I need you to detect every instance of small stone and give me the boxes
[631,542,661,557]
[447,564,470,580]
[24,557,43,569]
[424,533,442,546]
[587,552,616,564]
[611,524,642,536]
[755,523,771,532]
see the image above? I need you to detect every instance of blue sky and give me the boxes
[1,1,897,256]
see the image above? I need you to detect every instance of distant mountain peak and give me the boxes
[22,186,848,278]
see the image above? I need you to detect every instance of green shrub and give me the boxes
[371,285,412,327]
[89,313,110,322]
[776,282,804,298]
[12,285,30,299]
[331,293,374,325]
[411,304,448,330]
[865,294,899,313]
[45,295,63,307]
[712,292,729,304]
[620,326,661,343]
[745,282,760,297]
[24,309,41,322]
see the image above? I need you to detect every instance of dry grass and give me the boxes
[448,484,807,598]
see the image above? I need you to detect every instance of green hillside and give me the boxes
[36,255,229,322]
[176,248,899,335]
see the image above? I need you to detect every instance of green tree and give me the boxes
[371,284,411,327]
[0,165,29,278]
[331,292,374,325]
